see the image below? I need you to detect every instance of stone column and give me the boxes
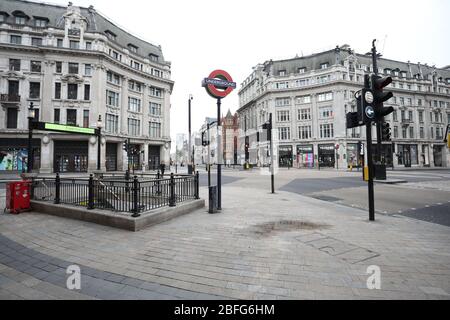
[40,136,53,174]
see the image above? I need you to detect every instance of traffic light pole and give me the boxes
[366,123,375,221]
[269,113,275,194]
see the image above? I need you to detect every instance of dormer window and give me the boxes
[278,70,286,76]
[298,67,306,74]
[320,63,329,69]
[128,44,138,53]
[34,17,48,28]
[13,11,29,25]
[105,30,117,41]
[149,54,159,62]
[0,13,7,23]
[401,71,407,78]
[15,16,26,25]
[384,69,391,75]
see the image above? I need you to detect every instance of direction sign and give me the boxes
[202,69,236,99]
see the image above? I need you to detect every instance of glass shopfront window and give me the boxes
[346,144,358,167]
[318,144,335,168]
[296,145,314,168]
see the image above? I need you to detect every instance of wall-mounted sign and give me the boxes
[32,121,99,135]
[202,69,236,99]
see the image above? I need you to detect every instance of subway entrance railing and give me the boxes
[30,172,200,217]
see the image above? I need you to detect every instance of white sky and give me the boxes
[45,0,449,151]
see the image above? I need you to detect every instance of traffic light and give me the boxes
[201,132,207,146]
[262,120,272,141]
[346,112,359,129]
[381,122,391,141]
[371,74,394,120]
[244,136,249,161]
[122,140,129,152]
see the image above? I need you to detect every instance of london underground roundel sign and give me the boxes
[202,70,236,99]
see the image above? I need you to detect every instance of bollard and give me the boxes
[54,173,60,204]
[169,173,176,207]
[87,174,94,210]
[208,186,217,214]
[131,176,140,217]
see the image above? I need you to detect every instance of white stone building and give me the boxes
[238,45,450,169]
[0,0,173,173]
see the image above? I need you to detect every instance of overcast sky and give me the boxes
[47,0,449,151]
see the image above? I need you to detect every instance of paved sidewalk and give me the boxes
[0,177,449,299]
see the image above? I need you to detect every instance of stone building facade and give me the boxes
[0,0,173,173]
[237,45,450,169]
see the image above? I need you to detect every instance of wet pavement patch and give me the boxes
[250,220,330,237]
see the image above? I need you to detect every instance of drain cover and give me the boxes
[310,195,342,202]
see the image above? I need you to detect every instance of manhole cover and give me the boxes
[310,195,342,202]
[250,220,329,237]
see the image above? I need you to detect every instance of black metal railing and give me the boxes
[30,172,200,216]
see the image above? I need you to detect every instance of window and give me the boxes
[68,62,79,74]
[31,37,42,46]
[35,19,47,27]
[400,97,404,105]
[6,108,18,129]
[55,82,61,99]
[393,126,398,138]
[0,14,5,23]
[430,127,434,139]
[317,92,333,102]
[54,109,60,124]
[298,108,311,120]
[67,84,78,100]
[298,125,312,140]
[128,118,140,136]
[31,61,41,73]
[128,80,142,92]
[419,111,423,123]
[320,63,329,69]
[277,110,290,122]
[105,114,119,133]
[66,109,77,126]
[9,59,20,71]
[29,82,40,99]
[105,30,117,41]
[407,98,412,105]
[149,54,159,62]
[149,122,161,138]
[152,69,161,77]
[55,61,62,73]
[408,111,413,121]
[107,71,121,85]
[84,84,90,101]
[298,67,306,74]
[319,106,333,119]
[57,38,63,47]
[402,127,407,138]
[69,40,79,49]
[83,110,89,128]
[84,64,92,76]
[275,97,291,107]
[278,127,290,140]
[150,87,162,98]
[276,82,289,89]
[279,70,286,76]
[393,110,398,122]
[418,98,422,106]
[128,44,138,53]
[149,102,161,116]
[295,79,309,87]
[85,42,92,50]
[10,35,22,44]
[15,16,26,25]
[409,127,414,139]
[319,124,334,138]
[106,90,119,107]
[128,97,141,112]
[419,127,424,139]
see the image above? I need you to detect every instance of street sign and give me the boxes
[32,121,99,135]
[202,69,236,99]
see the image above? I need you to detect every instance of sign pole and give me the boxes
[217,98,222,210]
[270,113,275,194]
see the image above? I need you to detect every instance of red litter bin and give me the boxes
[5,181,31,214]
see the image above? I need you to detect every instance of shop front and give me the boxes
[0,138,41,172]
[397,144,418,167]
[318,144,335,168]
[278,145,293,168]
[106,143,118,172]
[54,140,88,173]
[296,144,314,168]
[433,145,443,167]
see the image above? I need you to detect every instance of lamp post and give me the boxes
[188,94,193,174]
[27,102,35,173]
[96,115,103,171]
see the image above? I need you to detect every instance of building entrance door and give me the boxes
[318,144,335,168]
[278,146,293,168]
[148,146,160,170]
[433,145,443,167]
[54,140,88,173]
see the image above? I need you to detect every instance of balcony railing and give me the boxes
[0,94,21,103]
[401,118,413,126]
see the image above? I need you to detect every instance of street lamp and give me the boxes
[97,115,103,171]
[188,94,193,174]
[27,102,35,173]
